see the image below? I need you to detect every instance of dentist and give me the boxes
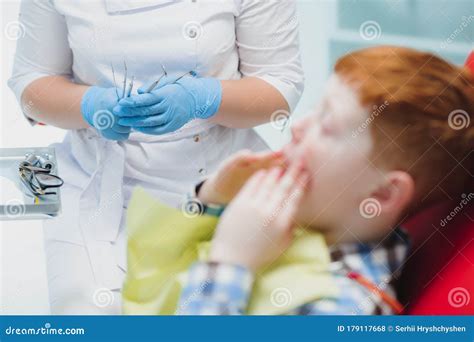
[8,0,304,314]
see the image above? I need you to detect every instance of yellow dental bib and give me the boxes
[122,187,338,315]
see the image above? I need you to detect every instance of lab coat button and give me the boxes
[193,134,200,142]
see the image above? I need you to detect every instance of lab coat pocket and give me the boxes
[104,0,178,14]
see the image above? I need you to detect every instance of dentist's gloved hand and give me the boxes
[81,86,131,141]
[112,76,222,135]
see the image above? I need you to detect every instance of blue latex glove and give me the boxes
[112,76,222,135]
[81,86,131,141]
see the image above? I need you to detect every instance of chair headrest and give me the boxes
[466,51,474,74]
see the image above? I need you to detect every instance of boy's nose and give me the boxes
[291,115,313,144]
[291,121,305,144]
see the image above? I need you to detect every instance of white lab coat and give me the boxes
[8,0,304,314]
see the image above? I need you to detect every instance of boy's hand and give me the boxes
[198,150,285,205]
[209,158,308,272]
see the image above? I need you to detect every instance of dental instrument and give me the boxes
[121,61,128,99]
[110,63,120,101]
[144,63,168,93]
[111,61,135,100]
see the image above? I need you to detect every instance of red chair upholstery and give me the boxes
[466,51,474,71]
[398,200,474,314]
[397,52,474,315]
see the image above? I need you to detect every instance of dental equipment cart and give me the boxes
[0,147,63,220]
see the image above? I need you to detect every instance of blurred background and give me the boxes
[1,0,472,314]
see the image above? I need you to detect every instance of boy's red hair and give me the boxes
[335,46,474,206]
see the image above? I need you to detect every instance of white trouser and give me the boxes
[43,125,268,314]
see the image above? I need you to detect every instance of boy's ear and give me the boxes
[370,171,415,215]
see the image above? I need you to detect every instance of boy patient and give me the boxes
[131,46,473,315]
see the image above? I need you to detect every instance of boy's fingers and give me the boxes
[277,177,306,230]
[267,159,306,211]
[217,150,254,179]
[237,151,283,169]
[234,149,253,159]
[274,158,304,199]
[254,167,281,203]
[258,155,286,170]
[250,150,283,162]
[285,156,305,180]
[219,151,284,182]
[224,150,252,168]
[238,169,267,197]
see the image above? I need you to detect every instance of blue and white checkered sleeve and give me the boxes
[296,276,377,315]
[176,262,254,315]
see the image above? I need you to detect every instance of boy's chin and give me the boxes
[294,212,339,241]
[294,213,326,231]
[293,211,311,228]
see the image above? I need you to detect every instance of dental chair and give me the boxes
[398,200,474,314]
[397,51,474,315]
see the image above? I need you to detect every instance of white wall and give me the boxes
[0,0,330,314]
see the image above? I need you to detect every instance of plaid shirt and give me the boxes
[176,228,409,315]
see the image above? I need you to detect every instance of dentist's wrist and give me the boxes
[80,86,103,127]
[177,77,222,120]
[199,78,222,119]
